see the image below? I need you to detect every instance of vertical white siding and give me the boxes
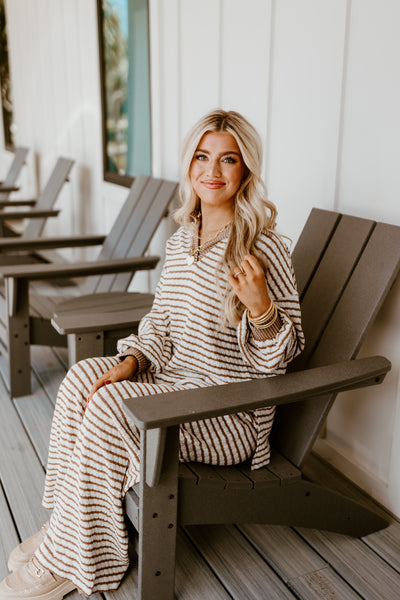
[336,0,400,223]
[267,0,348,242]
[3,0,105,259]
[2,0,400,516]
[179,0,221,132]
[220,0,272,118]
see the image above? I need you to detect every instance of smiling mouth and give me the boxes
[202,180,225,188]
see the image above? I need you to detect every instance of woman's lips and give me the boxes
[202,180,225,189]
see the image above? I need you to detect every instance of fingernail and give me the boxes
[105,380,112,385]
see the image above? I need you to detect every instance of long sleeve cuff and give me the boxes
[249,314,283,340]
[118,348,150,373]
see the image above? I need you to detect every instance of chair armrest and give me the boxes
[0,185,20,193]
[0,234,106,252]
[52,306,150,335]
[0,255,160,281]
[52,295,154,334]
[0,209,59,220]
[0,199,36,208]
[123,355,391,430]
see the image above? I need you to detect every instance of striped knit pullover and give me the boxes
[118,225,305,469]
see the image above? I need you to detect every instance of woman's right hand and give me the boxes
[86,355,138,408]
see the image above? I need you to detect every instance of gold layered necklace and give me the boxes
[186,221,232,265]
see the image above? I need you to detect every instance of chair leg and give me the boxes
[137,427,179,600]
[5,278,32,397]
[67,331,105,365]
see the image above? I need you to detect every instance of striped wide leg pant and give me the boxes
[34,356,257,595]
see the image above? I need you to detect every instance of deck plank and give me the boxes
[174,530,232,600]
[0,378,48,539]
[363,521,400,574]
[292,567,360,600]
[102,531,233,600]
[0,484,19,581]
[239,524,362,599]
[185,524,297,599]
[13,389,54,468]
[297,528,400,599]
[30,345,68,403]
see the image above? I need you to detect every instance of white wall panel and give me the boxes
[42,0,74,241]
[5,0,38,195]
[336,0,400,224]
[179,0,221,136]
[267,0,347,243]
[220,0,272,169]
[70,0,103,240]
[4,0,105,260]
[149,0,181,180]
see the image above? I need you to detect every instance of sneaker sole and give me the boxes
[0,580,76,600]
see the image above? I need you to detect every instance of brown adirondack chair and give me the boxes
[0,156,74,244]
[0,175,178,397]
[120,208,399,600]
[0,146,29,200]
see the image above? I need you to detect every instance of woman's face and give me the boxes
[189,131,245,212]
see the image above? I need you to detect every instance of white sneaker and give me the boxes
[0,558,76,600]
[8,523,50,572]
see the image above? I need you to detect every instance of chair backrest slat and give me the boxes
[24,157,75,238]
[272,212,400,468]
[97,175,149,262]
[0,147,29,200]
[97,177,164,293]
[291,214,375,371]
[109,179,177,292]
[82,175,177,295]
[291,208,340,298]
[313,221,400,365]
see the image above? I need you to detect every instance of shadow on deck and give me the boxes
[0,345,399,599]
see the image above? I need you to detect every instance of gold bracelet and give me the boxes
[251,310,279,329]
[249,301,275,324]
[249,304,278,328]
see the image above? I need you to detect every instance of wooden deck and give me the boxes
[1,345,400,599]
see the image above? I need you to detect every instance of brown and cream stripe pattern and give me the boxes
[35,226,304,594]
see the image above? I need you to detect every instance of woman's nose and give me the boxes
[208,159,221,177]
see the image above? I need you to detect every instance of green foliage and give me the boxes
[103,0,128,109]
[0,0,14,147]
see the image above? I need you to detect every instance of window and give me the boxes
[98,0,151,187]
[0,0,14,149]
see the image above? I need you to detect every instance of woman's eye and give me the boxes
[223,156,236,164]
[195,153,208,161]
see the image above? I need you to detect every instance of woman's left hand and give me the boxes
[227,254,271,318]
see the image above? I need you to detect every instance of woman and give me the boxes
[0,109,304,599]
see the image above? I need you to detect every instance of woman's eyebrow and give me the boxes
[195,149,241,157]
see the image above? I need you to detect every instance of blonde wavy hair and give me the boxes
[174,109,277,327]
